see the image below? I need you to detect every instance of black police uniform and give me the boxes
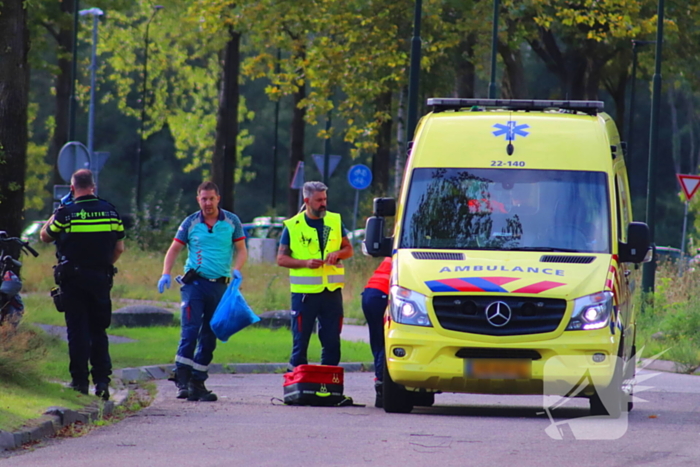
[46,195,125,391]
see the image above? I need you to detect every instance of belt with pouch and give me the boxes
[195,273,230,284]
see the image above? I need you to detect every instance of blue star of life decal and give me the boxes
[492,122,530,141]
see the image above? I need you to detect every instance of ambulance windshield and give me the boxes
[399,168,610,253]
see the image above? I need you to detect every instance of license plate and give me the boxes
[465,359,531,379]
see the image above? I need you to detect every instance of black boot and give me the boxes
[374,380,384,408]
[187,380,217,402]
[95,382,110,401]
[69,381,89,396]
[175,367,191,399]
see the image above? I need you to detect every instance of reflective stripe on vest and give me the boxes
[284,211,345,293]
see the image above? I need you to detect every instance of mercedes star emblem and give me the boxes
[485,301,512,327]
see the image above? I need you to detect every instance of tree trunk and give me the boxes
[687,98,697,174]
[287,49,306,217]
[0,0,29,241]
[498,40,527,99]
[47,0,75,197]
[603,69,628,140]
[212,28,240,212]
[372,91,392,197]
[453,35,476,98]
[528,28,569,98]
[394,85,407,197]
[668,86,681,174]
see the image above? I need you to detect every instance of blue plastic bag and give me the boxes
[210,274,260,342]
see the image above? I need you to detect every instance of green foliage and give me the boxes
[24,103,51,211]
[127,175,188,251]
[0,323,51,385]
[637,263,700,371]
[98,1,255,180]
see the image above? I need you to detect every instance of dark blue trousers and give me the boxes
[175,280,226,381]
[289,289,343,367]
[62,270,113,387]
[361,287,388,381]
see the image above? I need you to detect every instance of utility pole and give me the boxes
[323,107,332,185]
[135,5,164,210]
[406,0,422,148]
[68,0,80,141]
[80,7,104,193]
[272,48,281,209]
[641,0,665,295]
[488,0,500,99]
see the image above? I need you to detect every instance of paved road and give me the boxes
[3,369,700,466]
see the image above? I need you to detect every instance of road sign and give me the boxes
[347,164,372,190]
[311,154,342,179]
[57,141,90,183]
[290,161,305,189]
[677,174,700,201]
[53,185,71,200]
[94,151,110,172]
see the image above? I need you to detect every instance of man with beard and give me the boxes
[158,181,247,401]
[277,181,353,369]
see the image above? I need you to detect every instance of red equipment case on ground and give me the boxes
[283,364,345,406]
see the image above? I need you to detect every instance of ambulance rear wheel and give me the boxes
[412,392,435,407]
[383,362,414,414]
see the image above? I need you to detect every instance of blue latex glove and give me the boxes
[233,269,242,281]
[158,274,171,293]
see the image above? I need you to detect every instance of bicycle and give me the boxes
[0,230,39,328]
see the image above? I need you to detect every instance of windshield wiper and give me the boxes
[504,246,582,253]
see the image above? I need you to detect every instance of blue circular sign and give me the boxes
[347,164,372,190]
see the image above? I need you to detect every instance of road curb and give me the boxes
[1,362,374,452]
[113,361,375,383]
[640,358,700,375]
[0,387,129,451]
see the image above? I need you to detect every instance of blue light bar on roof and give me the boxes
[427,98,604,114]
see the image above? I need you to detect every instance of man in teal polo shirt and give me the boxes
[158,181,247,401]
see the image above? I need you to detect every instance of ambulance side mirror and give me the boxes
[619,222,652,263]
[363,217,393,257]
[373,198,396,217]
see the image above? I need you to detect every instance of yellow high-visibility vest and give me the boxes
[284,211,345,293]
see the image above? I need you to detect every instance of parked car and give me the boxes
[654,246,683,264]
[347,228,365,245]
[242,216,285,246]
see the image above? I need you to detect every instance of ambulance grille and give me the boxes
[540,255,596,264]
[433,296,567,336]
[412,252,465,261]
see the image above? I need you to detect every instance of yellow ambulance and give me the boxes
[363,99,652,415]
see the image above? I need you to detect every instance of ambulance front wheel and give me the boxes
[589,355,625,418]
[383,361,414,414]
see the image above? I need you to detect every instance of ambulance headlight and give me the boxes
[567,291,613,330]
[390,286,432,327]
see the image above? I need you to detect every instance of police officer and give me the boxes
[277,181,353,369]
[157,181,247,402]
[40,169,125,400]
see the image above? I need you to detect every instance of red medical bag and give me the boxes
[283,364,345,406]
